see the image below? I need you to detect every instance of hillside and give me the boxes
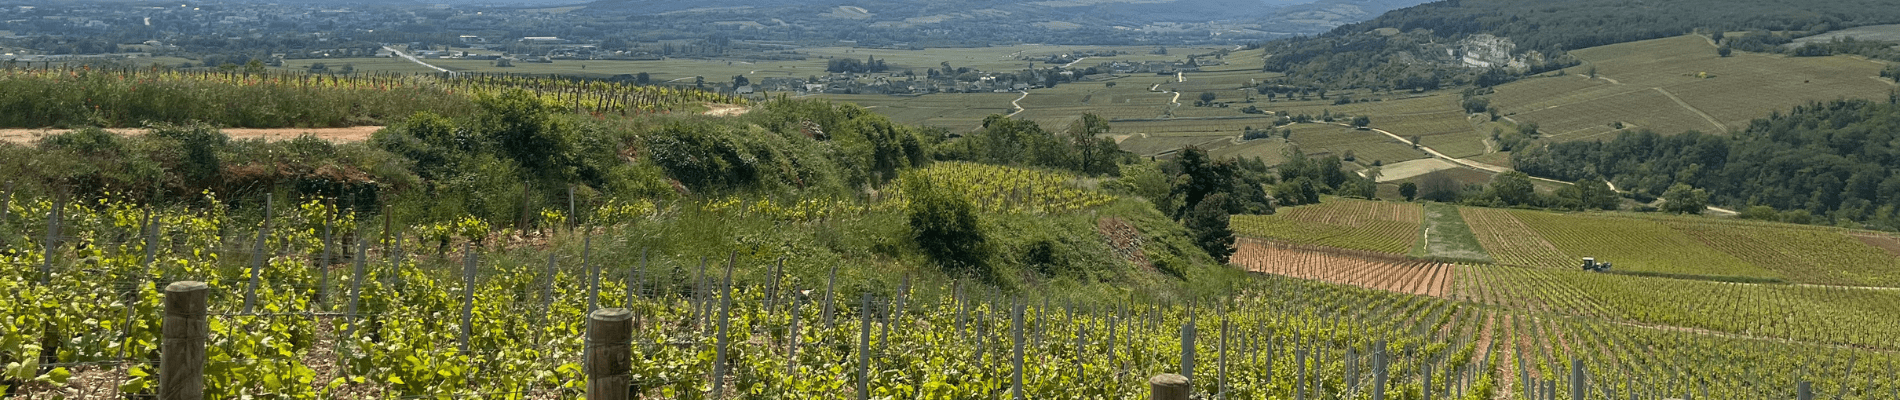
[577,0,1432,45]
[1237,197,1900,287]
[1256,0,1900,89]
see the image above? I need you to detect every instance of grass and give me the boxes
[1232,197,1423,254]
[1412,202,1493,263]
[1492,35,1896,139]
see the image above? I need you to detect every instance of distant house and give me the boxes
[734,85,754,94]
[459,35,484,43]
[520,37,566,44]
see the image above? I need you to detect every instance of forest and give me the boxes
[1513,97,1900,229]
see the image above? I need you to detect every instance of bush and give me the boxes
[1183,193,1235,264]
[904,173,991,278]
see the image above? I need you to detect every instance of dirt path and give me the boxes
[1007,91,1030,117]
[1,126,384,144]
[1652,87,1727,132]
[704,103,751,117]
[384,46,451,74]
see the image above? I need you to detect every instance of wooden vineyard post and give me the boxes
[1423,361,1433,400]
[785,292,803,378]
[584,236,598,313]
[317,217,332,311]
[627,249,646,307]
[1570,360,1585,400]
[1012,301,1026,400]
[1181,306,1196,382]
[1295,345,1307,400]
[1150,374,1189,400]
[160,281,209,400]
[41,199,59,285]
[857,294,872,400]
[711,251,735,399]
[1217,318,1228,399]
[343,237,367,343]
[585,308,633,400]
[243,194,271,314]
[458,244,476,354]
[1796,381,1812,400]
[1372,340,1387,400]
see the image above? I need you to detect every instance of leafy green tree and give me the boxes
[244,59,266,74]
[1740,205,1779,221]
[1199,91,1217,105]
[1490,171,1538,206]
[1661,183,1710,214]
[1399,182,1418,201]
[477,89,576,181]
[905,173,991,278]
[1184,193,1235,264]
[1352,115,1372,128]
[1576,178,1620,210]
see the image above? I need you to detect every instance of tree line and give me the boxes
[1514,99,1900,229]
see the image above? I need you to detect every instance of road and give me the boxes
[383,46,451,74]
[1007,91,1030,117]
[1059,57,1089,69]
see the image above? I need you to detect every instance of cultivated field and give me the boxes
[1231,197,1423,254]
[1492,35,1896,139]
[1234,239,1455,297]
[1461,208,1900,287]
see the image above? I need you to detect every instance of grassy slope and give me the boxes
[1412,202,1493,263]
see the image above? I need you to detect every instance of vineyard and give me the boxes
[880,162,1117,215]
[1233,239,1454,298]
[0,66,745,129]
[1231,198,1423,254]
[1458,208,1900,286]
[2,193,1897,399]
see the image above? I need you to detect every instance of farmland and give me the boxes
[1230,197,1423,254]
[1233,239,1454,297]
[1412,203,1492,263]
[1491,35,1896,140]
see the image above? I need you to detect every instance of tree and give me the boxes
[1170,146,1235,215]
[1105,82,1117,88]
[732,75,750,88]
[1199,91,1217,105]
[636,72,651,85]
[1352,116,1372,128]
[1185,193,1236,263]
[1661,183,1710,214]
[1490,171,1538,206]
[1717,45,1733,57]
[905,173,991,278]
[1399,182,1418,201]
[1740,205,1779,221]
[1576,178,1620,210]
[1409,135,1422,148]
[243,59,266,74]
[1418,171,1461,202]
[1066,114,1112,175]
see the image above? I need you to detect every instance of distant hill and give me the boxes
[1257,0,1900,90]
[573,0,1432,44]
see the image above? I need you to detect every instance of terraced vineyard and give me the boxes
[1232,198,1423,254]
[6,193,1898,399]
[1233,239,1454,297]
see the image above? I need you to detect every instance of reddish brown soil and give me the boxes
[1233,238,1455,298]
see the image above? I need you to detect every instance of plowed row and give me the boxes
[1231,198,1424,254]
[1232,238,1455,297]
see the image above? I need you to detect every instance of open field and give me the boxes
[1231,197,1423,254]
[1492,35,1896,139]
[818,93,1018,130]
[1234,239,1454,297]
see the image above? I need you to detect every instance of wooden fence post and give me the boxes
[1797,381,1812,400]
[160,281,209,400]
[586,308,633,400]
[1150,374,1189,400]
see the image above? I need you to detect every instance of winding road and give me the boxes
[383,46,451,74]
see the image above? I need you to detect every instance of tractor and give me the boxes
[1582,257,1612,272]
